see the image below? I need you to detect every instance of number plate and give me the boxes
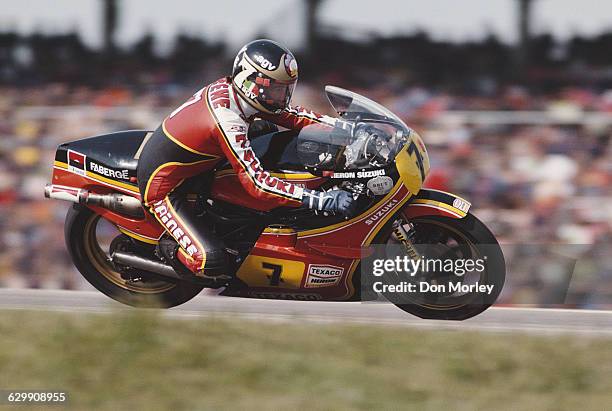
[236,255,305,288]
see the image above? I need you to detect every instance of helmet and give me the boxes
[232,39,298,114]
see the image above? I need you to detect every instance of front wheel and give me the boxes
[65,204,204,308]
[381,213,505,320]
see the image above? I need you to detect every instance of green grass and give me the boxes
[0,310,610,411]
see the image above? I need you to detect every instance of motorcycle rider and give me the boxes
[137,39,357,278]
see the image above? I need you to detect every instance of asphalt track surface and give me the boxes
[0,288,610,337]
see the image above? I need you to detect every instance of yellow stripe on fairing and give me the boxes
[55,161,139,193]
[410,199,467,217]
[297,181,404,238]
[118,228,159,244]
[270,172,319,179]
[54,160,68,169]
[86,171,139,192]
[215,169,318,180]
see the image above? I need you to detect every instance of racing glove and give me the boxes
[301,189,357,217]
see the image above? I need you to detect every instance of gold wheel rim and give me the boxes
[83,215,176,294]
[390,217,486,310]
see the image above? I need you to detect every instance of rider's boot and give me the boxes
[156,238,231,283]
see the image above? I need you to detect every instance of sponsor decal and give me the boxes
[241,82,258,100]
[209,81,230,109]
[49,185,82,202]
[51,185,80,196]
[232,133,299,198]
[152,200,199,257]
[253,54,277,70]
[67,150,86,176]
[367,176,394,195]
[228,125,247,133]
[365,198,400,225]
[331,169,386,179]
[331,172,354,179]
[452,198,471,213]
[305,264,344,288]
[89,161,130,181]
[249,292,322,300]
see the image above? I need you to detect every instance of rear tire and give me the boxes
[65,204,204,308]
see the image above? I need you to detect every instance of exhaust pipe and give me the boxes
[112,251,232,285]
[85,192,144,218]
[111,251,182,281]
[45,184,144,218]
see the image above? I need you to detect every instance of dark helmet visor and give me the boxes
[254,75,296,112]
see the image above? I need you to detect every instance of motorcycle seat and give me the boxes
[60,130,151,172]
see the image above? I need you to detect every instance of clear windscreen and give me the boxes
[296,86,412,171]
[324,85,408,126]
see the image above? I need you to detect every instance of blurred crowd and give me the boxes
[0,29,610,307]
[421,118,611,307]
[0,80,609,307]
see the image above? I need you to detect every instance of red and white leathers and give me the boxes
[137,77,336,275]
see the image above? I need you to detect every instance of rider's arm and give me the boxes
[258,104,337,130]
[214,109,304,207]
[251,106,356,216]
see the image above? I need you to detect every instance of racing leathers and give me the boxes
[137,77,338,276]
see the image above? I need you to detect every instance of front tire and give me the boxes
[383,213,505,320]
[65,204,204,308]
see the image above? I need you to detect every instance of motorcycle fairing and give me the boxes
[51,131,166,242]
[225,141,421,301]
[52,130,152,195]
[53,157,140,196]
[223,180,413,300]
[225,132,431,300]
[51,160,165,242]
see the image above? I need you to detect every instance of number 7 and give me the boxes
[262,262,283,286]
[407,140,426,182]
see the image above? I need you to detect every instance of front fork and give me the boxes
[391,218,421,261]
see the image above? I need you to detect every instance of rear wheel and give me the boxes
[381,213,505,320]
[65,204,204,308]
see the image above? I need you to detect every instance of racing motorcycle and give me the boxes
[45,86,505,320]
